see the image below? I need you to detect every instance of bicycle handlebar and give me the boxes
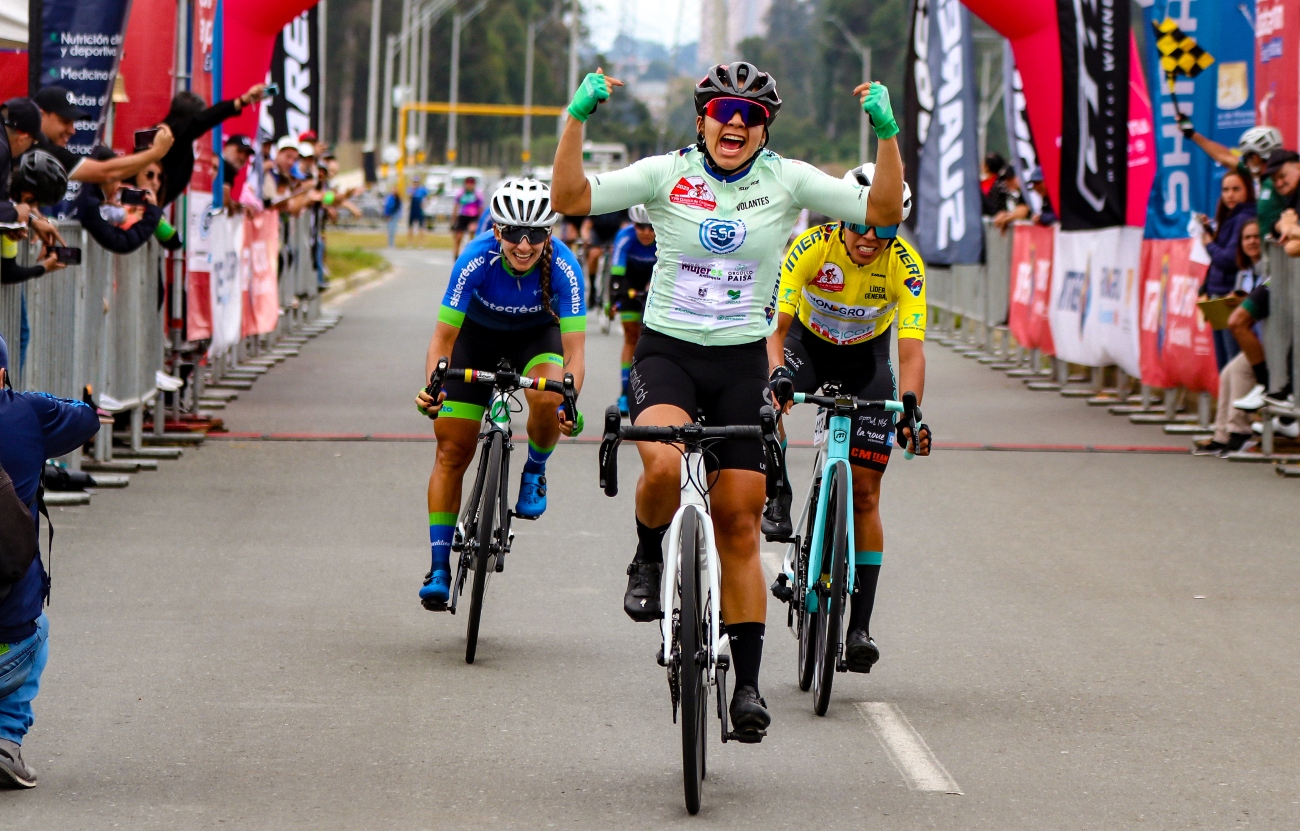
[424,357,578,424]
[786,389,921,459]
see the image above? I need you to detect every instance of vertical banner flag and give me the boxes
[1002,42,1040,189]
[1255,0,1297,150]
[208,214,245,356]
[242,212,281,336]
[1143,1,1256,238]
[186,192,214,341]
[1055,0,1130,230]
[1048,226,1144,376]
[1138,237,1217,392]
[905,0,983,265]
[258,7,321,143]
[1007,223,1057,354]
[1126,34,1157,228]
[191,0,218,193]
[27,0,134,154]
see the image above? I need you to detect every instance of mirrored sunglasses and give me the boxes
[845,222,899,240]
[499,225,550,245]
[704,97,769,128]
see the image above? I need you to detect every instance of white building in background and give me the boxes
[698,0,772,68]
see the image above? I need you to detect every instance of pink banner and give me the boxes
[241,213,281,336]
[112,0,178,152]
[1138,238,1218,393]
[1007,223,1056,355]
[186,270,213,341]
[1126,34,1155,228]
[1256,0,1300,150]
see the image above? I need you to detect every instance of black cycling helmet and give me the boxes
[10,150,68,206]
[694,62,782,125]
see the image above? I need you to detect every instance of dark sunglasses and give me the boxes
[845,222,899,240]
[634,223,653,232]
[499,225,550,245]
[704,97,769,128]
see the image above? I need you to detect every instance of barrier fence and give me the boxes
[927,219,1300,472]
[0,212,325,471]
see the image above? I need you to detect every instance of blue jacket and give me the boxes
[1204,202,1257,297]
[0,390,99,643]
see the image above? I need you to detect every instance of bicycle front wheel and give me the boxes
[678,509,707,815]
[796,479,820,691]
[464,431,503,664]
[813,464,849,716]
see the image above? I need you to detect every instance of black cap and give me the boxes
[225,134,253,151]
[1262,149,1300,178]
[2,97,41,136]
[34,86,91,121]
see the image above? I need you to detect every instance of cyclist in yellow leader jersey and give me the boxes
[766,163,932,674]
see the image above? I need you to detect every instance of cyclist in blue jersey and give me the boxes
[609,203,657,416]
[475,209,494,236]
[413,179,586,609]
[552,62,904,736]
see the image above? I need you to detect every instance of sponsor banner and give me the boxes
[905,0,983,264]
[1007,223,1056,354]
[208,212,245,356]
[242,212,281,336]
[190,0,217,193]
[1048,226,1143,376]
[185,192,213,341]
[1255,0,1298,151]
[28,0,133,155]
[1056,0,1130,230]
[1143,0,1257,238]
[257,7,321,143]
[1002,42,1040,190]
[1138,237,1217,392]
[1126,33,1156,228]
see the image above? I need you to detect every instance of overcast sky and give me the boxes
[586,0,702,49]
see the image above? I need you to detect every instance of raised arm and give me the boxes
[551,69,623,216]
[856,82,904,227]
[1179,117,1241,170]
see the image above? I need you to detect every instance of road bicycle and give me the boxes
[769,387,918,715]
[598,405,785,814]
[424,357,577,664]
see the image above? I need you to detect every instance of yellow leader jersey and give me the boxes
[777,223,927,346]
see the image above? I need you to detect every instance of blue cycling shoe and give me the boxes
[618,394,629,417]
[514,472,547,519]
[419,569,451,610]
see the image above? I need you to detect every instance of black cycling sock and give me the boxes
[634,519,669,565]
[727,622,765,693]
[848,565,881,636]
[1252,362,1270,389]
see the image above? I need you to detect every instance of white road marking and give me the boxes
[855,702,962,794]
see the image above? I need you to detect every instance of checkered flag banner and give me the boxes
[1152,18,1215,79]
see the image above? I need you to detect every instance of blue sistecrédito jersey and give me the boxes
[438,231,587,333]
[610,224,657,280]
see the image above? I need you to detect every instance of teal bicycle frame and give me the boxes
[791,394,905,615]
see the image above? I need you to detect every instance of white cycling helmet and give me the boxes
[489,178,559,228]
[1238,126,1283,160]
[843,164,913,223]
[628,204,651,225]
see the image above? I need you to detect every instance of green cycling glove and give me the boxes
[862,82,899,140]
[567,73,611,123]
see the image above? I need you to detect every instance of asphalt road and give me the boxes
[5,248,1299,829]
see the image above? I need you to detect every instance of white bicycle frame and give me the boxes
[659,450,726,686]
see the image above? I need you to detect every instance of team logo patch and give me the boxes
[813,264,845,292]
[699,218,746,254]
[669,176,717,210]
[904,275,924,297]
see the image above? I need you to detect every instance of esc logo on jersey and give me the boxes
[699,218,746,254]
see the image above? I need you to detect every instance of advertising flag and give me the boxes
[1055,0,1130,230]
[904,0,983,265]
[1143,0,1256,239]
[1002,42,1040,189]
[208,213,245,356]
[257,7,321,143]
[1138,237,1217,392]
[1048,226,1143,376]
[1007,223,1056,354]
[27,0,133,155]
[1255,0,1298,150]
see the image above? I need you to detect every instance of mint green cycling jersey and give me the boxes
[587,146,870,345]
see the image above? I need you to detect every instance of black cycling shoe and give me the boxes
[845,628,880,673]
[728,684,770,742]
[761,486,794,542]
[623,561,663,622]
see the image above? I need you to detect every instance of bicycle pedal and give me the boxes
[656,645,667,667]
[513,512,539,521]
[769,574,793,603]
[725,729,766,744]
[420,598,450,613]
[495,553,506,573]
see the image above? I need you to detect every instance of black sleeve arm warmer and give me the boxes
[2,257,46,284]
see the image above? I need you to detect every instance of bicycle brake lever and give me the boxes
[423,357,450,420]
[901,391,918,460]
[758,405,784,499]
[561,372,578,428]
[599,404,621,496]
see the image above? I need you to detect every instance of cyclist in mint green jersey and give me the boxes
[552,61,905,738]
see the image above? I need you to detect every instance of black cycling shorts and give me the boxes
[451,214,477,232]
[628,328,769,473]
[783,319,897,472]
[588,212,626,245]
[610,263,652,321]
[439,318,564,421]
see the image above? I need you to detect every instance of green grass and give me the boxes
[325,245,388,281]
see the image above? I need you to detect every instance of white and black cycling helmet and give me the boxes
[694,62,782,124]
[843,163,912,223]
[489,178,559,228]
[1238,126,1284,160]
[10,150,68,206]
[628,204,651,225]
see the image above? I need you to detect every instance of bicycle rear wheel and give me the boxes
[678,509,707,815]
[465,431,503,664]
[796,480,820,691]
[812,464,849,716]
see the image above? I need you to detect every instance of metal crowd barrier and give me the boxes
[0,222,164,465]
[1258,242,1300,463]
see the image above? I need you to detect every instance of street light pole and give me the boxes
[418,10,431,151]
[363,0,382,180]
[381,34,397,150]
[523,18,536,169]
[827,14,872,165]
[446,0,488,165]
[559,0,579,138]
